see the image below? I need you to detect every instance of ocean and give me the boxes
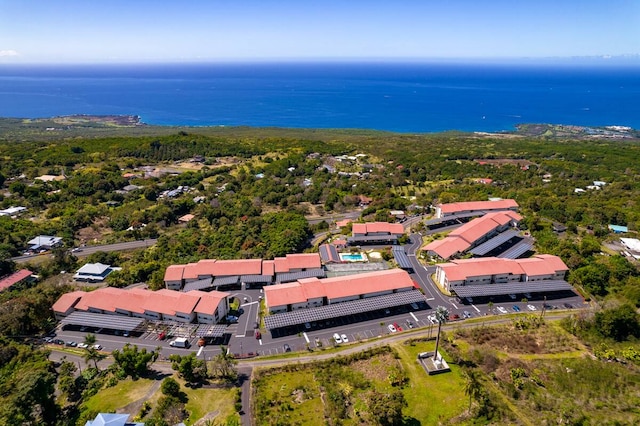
[0,62,638,133]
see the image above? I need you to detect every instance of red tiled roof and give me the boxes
[182,263,200,280]
[274,253,321,273]
[331,239,347,246]
[210,259,263,276]
[142,289,200,316]
[262,260,275,276]
[74,287,123,313]
[352,222,404,236]
[52,291,86,314]
[265,282,308,307]
[265,269,414,307]
[336,219,352,228]
[439,199,519,215]
[322,269,413,300]
[164,265,185,282]
[438,255,568,282]
[422,236,470,259]
[190,290,229,314]
[0,269,33,291]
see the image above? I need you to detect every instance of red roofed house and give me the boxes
[189,290,230,324]
[435,199,519,218]
[52,291,87,320]
[0,269,33,292]
[435,255,568,294]
[164,265,185,290]
[265,269,414,313]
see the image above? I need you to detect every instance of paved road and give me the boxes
[13,239,158,263]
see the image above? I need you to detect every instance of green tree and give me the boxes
[83,347,106,370]
[594,304,640,341]
[463,369,483,413]
[112,344,160,379]
[367,389,407,426]
[161,377,181,397]
[169,353,207,385]
[208,348,238,382]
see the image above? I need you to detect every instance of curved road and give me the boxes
[13,239,158,263]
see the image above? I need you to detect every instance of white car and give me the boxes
[527,304,537,311]
[508,294,517,300]
[427,314,438,324]
[333,333,342,344]
[93,344,103,350]
[497,306,508,314]
[340,334,349,343]
[388,324,397,333]
[77,343,89,349]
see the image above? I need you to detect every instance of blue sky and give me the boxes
[1,0,638,63]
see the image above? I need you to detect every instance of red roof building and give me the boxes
[52,287,230,324]
[0,269,33,292]
[352,222,404,236]
[422,211,521,260]
[436,199,519,218]
[265,269,414,313]
[435,255,568,293]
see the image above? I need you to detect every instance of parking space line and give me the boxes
[410,312,418,321]
[303,332,310,343]
[472,304,480,312]
[258,339,262,346]
[235,334,245,338]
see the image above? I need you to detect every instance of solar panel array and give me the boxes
[347,235,399,243]
[469,229,520,256]
[498,241,533,259]
[425,211,488,226]
[264,290,426,330]
[319,244,340,263]
[240,274,273,283]
[275,268,326,283]
[60,311,145,331]
[213,276,239,286]
[182,277,214,292]
[452,280,573,297]
[195,324,227,338]
[392,246,413,269]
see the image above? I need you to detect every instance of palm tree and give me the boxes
[487,301,494,314]
[463,369,482,413]
[433,306,449,361]
[83,347,106,370]
[84,333,96,346]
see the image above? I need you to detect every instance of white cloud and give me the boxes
[0,50,19,57]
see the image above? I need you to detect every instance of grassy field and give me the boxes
[182,383,238,425]
[253,344,468,425]
[81,377,156,415]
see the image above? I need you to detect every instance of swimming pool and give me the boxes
[339,252,368,262]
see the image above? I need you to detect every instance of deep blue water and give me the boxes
[0,62,638,132]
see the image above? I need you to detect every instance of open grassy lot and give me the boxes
[445,321,640,425]
[81,377,156,415]
[253,344,468,425]
[181,383,238,426]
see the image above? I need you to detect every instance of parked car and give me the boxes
[158,331,167,340]
[563,303,573,309]
[405,319,414,329]
[54,339,65,345]
[304,322,311,330]
[65,341,77,347]
[77,343,89,349]
[524,293,532,299]
[527,304,537,311]
[512,305,521,312]
[497,306,508,314]
[410,302,419,310]
[427,314,437,324]
[393,322,403,331]
[340,334,349,343]
[508,294,517,300]
[333,333,342,344]
[387,324,397,333]
[226,315,239,323]
[462,311,472,319]
[93,344,102,350]
[466,297,474,304]
[448,314,460,321]
[255,330,262,340]
[283,344,291,352]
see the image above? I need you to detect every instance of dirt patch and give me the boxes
[349,352,396,382]
[77,217,112,245]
